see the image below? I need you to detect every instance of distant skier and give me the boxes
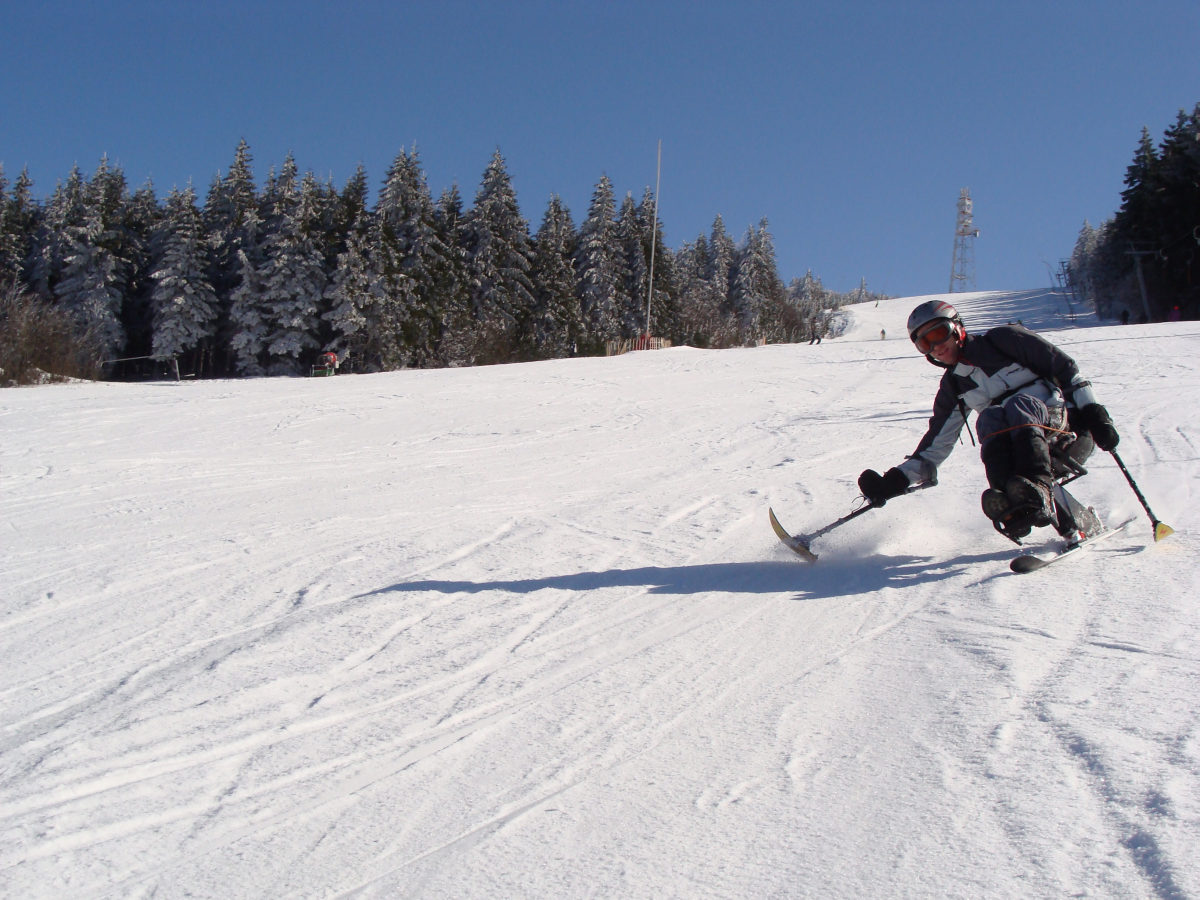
[856,300,1121,540]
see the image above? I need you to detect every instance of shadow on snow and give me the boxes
[362,549,1015,603]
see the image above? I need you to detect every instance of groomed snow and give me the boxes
[2,290,1197,899]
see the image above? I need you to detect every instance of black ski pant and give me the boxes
[977,394,1063,490]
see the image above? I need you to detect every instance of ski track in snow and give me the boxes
[2,290,1198,899]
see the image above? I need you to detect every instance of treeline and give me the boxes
[0,141,884,380]
[1068,103,1200,322]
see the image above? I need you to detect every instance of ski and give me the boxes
[768,507,819,562]
[1009,519,1135,574]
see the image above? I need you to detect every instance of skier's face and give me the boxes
[927,332,961,365]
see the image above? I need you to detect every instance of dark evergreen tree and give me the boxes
[0,168,39,290]
[1072,104,1200,320]
[1117,127,1161,247]
[1153,105,1200,310]
[119,181,162,361]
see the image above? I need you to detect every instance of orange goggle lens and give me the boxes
[914,321,954,353]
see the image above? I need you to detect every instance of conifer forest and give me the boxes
[0,141,882,380]
[3,102,1195,383]
[1067,103,1200,324]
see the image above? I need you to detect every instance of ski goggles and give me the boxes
[913,320,956,353]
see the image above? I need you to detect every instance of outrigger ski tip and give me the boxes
[769,508,819,562]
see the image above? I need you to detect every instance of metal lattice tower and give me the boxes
[949,187,980,293]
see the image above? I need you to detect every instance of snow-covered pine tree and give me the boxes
[635,187,680,343]
[464,149,535,363]
[226,152,302,376]
[372,148,447,369]
[674,235,721,347]
[27,167,86,303]
[574,174,625,349]
[0,168,40,290]
[53,157,137,358]
[149,186,219,370]
[203,140,261,375]
[227,244,270,376]
[731,219,785,342]
[258,166,329,374]
[119,181,163,361]
[324,167,377,371]
[529,194,582,358]
[788,269,832,341]
[615,192,647,338]
[707,215,737,326]
[431,184,474,366]
[1068,221,1100,307]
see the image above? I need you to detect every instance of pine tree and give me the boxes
[227,247,270,375]
[1118,127,1161,246]
[204,140,261,374]
[732,219,785,342]
[324,168,377,371]
[789,270,831,341]
[1154,105,1200,310]
[574,174,625,348]
[258,167,329,374]
[53,157,137,358]
[0,168,39,290]
[150,186,219,368]
[674,236,722,347]
[432,184,474,365]
[464,149,535,363]
[636,187,680,342]
[27,167,85,302]
[529,195,582,358]
[615,192,647,337]
[119,181,162,360]
[372,148,447,368]
[707,214,737,321]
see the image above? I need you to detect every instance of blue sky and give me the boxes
[3,0,1197,298]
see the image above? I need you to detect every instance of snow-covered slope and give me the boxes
[2,290,1198,899]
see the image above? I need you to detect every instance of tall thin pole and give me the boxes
[644,140,662,337]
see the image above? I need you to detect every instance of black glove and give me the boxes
[1079,403,1120,451]
[858,467,909,506]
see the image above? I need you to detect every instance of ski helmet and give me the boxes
[906,300,963,343]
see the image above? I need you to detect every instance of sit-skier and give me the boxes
[857,300,1121,542]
